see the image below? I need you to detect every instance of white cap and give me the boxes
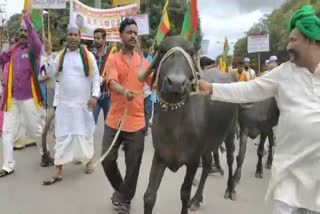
[265,59,270,65]
[67,21,79,31]
[244,57,250,63]
[20,20,27,29]
[269,55,278,62]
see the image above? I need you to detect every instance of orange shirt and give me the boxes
[106,50,152,132]
[230,69,248,82]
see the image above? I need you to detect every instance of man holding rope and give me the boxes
[198,5,320,214]
[101,18,152,214]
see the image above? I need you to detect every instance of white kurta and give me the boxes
[48,48,100,165]
[210,62,320,212]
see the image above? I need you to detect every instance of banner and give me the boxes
[70,0,138,41]
[122,14,149,35]
[32,0,66,9]
[112,0,138,6]
[200,39,209,55]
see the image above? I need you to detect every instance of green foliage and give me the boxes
[6,14,22,40]
[233,0,320,71]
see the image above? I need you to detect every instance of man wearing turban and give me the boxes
[197,5,320,214]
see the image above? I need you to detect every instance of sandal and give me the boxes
[42,176,62,185]
[0,169,14,178]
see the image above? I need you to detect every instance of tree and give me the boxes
[233,0,320,71]
[6,14,22,40]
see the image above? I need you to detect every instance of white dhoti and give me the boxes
[54,135,94,165]
[53,105,96,166]
[2,98,46,172]
[48,49,100,167]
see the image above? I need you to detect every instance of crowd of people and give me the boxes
[0,4,319,214]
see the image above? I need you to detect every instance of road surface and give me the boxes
[0,116,273,214]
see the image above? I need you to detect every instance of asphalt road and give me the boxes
[0,115,273,214]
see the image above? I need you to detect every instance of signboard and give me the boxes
[70,0,138,41]
[112,0,138,6]
[247,34,269,53]
[200,39,209,55]
[32,0,66,9]
[122,14,150,35]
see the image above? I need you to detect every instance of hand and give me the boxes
[197,79,213,96]
[38,75,50,83]
[22,8,31,17]
[123,89,135,101]
[87,96,98,112]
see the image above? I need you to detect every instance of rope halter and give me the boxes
[154,47,199,111]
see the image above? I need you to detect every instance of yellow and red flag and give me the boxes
[155,0,171,45]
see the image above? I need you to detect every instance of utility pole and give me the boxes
[94,0,101,9]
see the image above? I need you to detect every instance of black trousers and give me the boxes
[101,125,145,203]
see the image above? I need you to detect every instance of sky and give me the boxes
[2,0,285,58]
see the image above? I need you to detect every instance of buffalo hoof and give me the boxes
[255,171,263,179]
[189,195,203,210]
[189,198,201,212]
[224,189,237,201]
[233,172,241,185]
[41,154,54,167]
[218,167,224,176]
[265,161,272,169]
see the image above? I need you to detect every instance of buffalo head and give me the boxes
[140,36,197,108]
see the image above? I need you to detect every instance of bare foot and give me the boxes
[85,162,94,174]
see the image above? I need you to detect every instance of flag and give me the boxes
[23,0,43,32]
[218,57,226,72]
[47,10,51,43]
[23,0,31,10]
[155,0,170,45]
[219,36,229,72]
[181,0,198,43]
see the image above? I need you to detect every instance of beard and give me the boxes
[288,49,298,64]
[95,43,102,48]
[19,35,28,44]
[244,65,249,70]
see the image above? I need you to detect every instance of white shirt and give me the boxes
[245,68,256,80]
[143,83,151,98]
[211,62,320,212]
[48,48,100,138]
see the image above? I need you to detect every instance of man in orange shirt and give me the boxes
[230,61,248,82]
[102,18,152,214]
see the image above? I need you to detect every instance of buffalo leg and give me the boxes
[233,129,248,185]
[144,153,166,214]
[265,130,274,169]
[180,161,199,214]
[42,111,55,157]
[212,152,224,176]
[189,153,211,211]
[255,133,267,178]
[224,133,237,200]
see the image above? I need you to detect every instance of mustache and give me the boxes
[20,35,27,39]
[288,49,297,55]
